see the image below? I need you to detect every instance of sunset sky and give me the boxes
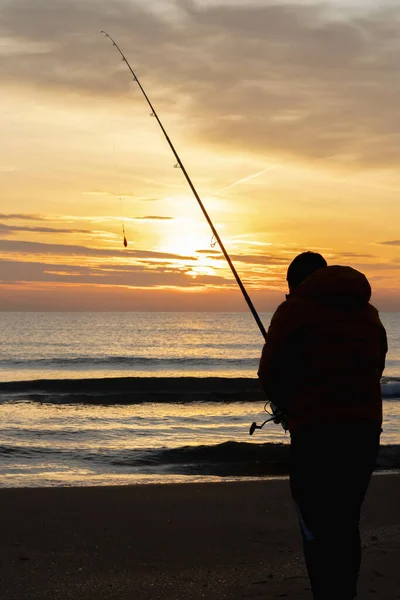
[1,0,400,311]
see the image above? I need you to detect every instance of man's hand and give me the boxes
[270,402,289,431]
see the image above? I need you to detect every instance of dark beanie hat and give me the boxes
[287,251,327,288]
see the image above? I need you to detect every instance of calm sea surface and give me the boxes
[0,312,399,487]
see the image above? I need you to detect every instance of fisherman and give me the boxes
[258,252,387,600]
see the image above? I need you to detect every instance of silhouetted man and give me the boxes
[258,252,387,600]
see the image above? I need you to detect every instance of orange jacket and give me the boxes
[258,266,387,432]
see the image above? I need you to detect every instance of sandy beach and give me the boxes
[0,474,399,600]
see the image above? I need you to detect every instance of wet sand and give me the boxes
[0,474,399,599]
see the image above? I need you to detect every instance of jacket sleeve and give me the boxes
[257,300,302,412]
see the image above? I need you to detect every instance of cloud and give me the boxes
[332,252,377,259]
[0,258,231,288]
[379,240,400,246]
[215,167,275,194]
[0,238,198,262]
[0,213,48,221]
[2,0,400,166]
[0,223,89,235]
[133,216,174,220]
[212,252,290,266]
[82,193,161,202]
[0,239,290,289]
[351,261,400,271]
[0,281,286,312]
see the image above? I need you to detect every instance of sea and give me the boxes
[0,312,399,488]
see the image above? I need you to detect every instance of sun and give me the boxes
[160,219,211,257]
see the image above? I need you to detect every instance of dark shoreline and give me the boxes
[0,475,399,599]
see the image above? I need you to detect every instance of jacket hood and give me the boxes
[294,265,371,309]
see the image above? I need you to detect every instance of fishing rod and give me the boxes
[101,31,267,341]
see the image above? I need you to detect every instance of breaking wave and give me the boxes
[1,441,399,476]
[0,356,258,368]
[0,376,399,405]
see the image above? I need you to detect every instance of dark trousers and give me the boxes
[290,423,380,600]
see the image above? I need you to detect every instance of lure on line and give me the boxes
[101,31,267,341]
[122,224,128,248]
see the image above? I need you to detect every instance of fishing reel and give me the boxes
[249,414,276,435]
[249,402,288,435]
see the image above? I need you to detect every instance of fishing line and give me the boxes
[101,30,267,341]
[107,82,128,248]
[113,137,128,248]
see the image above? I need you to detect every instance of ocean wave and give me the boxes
[0,356,258,368]
[1,441,399,476]
[0,377,265,404]
[0,376,399,405]
[381,379,400,398]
